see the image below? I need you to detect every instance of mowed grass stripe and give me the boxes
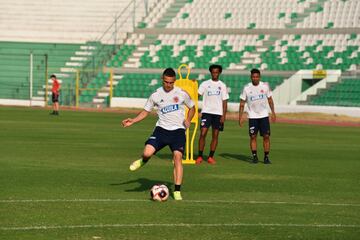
[2,223,360,231]
[1,199,360,207]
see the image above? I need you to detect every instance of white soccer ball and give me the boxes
[150,184,169,202]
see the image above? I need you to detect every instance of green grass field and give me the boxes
[0,106,359,239]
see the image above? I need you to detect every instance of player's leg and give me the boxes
[207,114,222,164]
[197,127,208,163]
[260,117,271,164]
[129,144,156,171]
[172,150,183,200]
[249,118,259,163]
[197,113,212,163]
[50,93,56,115]
[54,101,59,115]
[130,127,165,171]
[169,128,186,200]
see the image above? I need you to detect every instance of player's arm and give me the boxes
[184,105,195,129]
[122,110,150,128]
[238,99,246,127]
[268,97,276,123]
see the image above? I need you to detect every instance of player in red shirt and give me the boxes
[50,74,60,115]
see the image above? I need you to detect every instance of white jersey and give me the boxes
[198,79,229,115]
[144,86,195,130]
[240,81,272,119]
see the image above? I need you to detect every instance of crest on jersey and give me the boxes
[260,89,264,93]
[173,96,179,103]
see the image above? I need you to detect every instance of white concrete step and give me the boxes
[60,67,77,73]
[98,92,110,97]
[242,59,254,64]
[80,46,96,50]
[107,80,118,85]
[70,56,88,61]
[113,75,124,80]
[65,62,83,67]
[31,96,45,101]
[75,51,93,56]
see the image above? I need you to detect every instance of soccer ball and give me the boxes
[150,184,169,202]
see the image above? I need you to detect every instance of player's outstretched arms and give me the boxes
[122,118,134,127]
[122,110,150,128]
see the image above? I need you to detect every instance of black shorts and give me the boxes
[52,92,59,103]
[249,117,270,137]
[200,113,222,130]
[145,127,186,154]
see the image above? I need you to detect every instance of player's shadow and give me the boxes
[219,153,253,163]
[111,178,172,192]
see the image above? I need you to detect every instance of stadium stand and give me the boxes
[309,78,360,107]
[112,72,285,103]
[0,42,80,102]
[0,0,153,43]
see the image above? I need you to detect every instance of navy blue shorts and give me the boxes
[249,117,270,137]
[52,93,59,103]
[145,127,186,153]
[200,113,222,130]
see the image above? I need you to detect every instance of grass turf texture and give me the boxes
[0,106,359,239]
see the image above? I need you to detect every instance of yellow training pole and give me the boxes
[175,64,199,164]
[76,70,80,108]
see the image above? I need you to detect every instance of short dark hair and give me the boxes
[163,68,176,77]
[250,68,261,75]
[50,74,57,78]
[209,64,222,73]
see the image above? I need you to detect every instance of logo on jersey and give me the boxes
[173,96,179,103]
[160,104,179,114]
[207,90,221,96]
[250,94,266,101]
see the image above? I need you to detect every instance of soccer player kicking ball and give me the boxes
[196,64,229,164]
[239,69,276,164]
[122,68,195,201]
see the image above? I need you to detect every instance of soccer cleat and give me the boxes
[173,191,183,201]
[207,157,216,164]
[264,156,271,164]
[252,155,259,164]
[129,159,145,171]
[195,156,203,164]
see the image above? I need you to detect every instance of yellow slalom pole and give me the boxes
[175,64,199,164]
[76,70,80,108]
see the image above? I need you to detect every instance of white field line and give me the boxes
[1,223,359,231]
[0,199,359,207]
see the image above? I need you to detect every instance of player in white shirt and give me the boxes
[239,68,276,164]
[196,64,229,164]
[122,68,195,200]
